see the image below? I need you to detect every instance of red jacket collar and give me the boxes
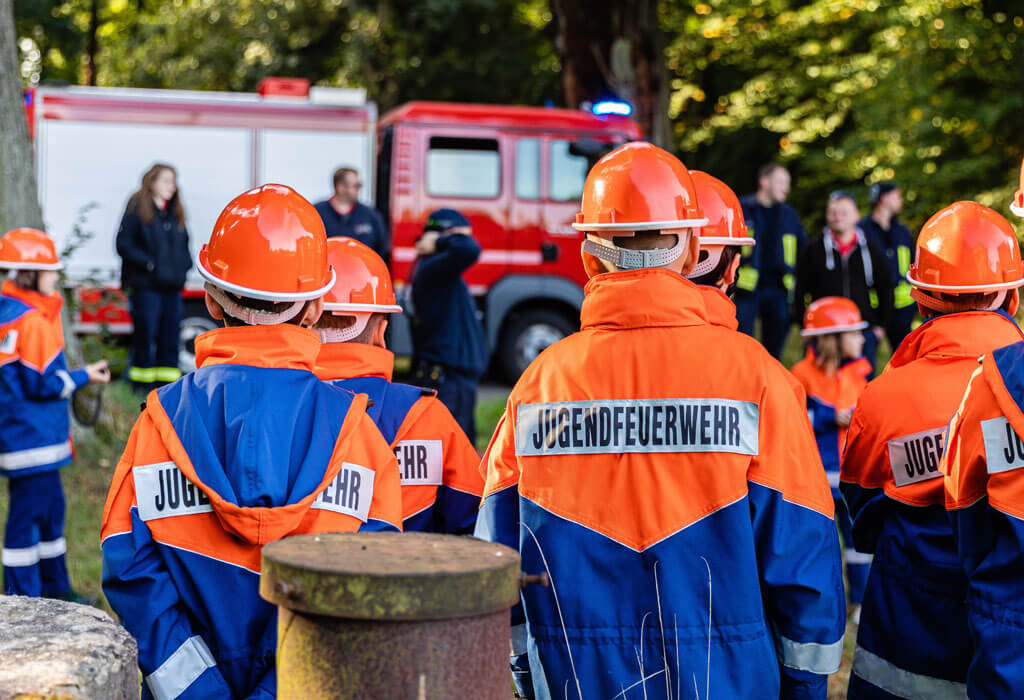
[314,342,394,381]
[580,268,709,332]
[195,324,321,371]
[1,280,63,320]
[890,312,1023,369]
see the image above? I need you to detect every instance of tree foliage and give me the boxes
[14,0,1024,233]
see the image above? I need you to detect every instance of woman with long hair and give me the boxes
[790,296,873,622]
[116,163,192,391]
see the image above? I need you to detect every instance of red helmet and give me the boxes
[907,201,1024,293]
[1011,157,1024,218]
[197,184,334,301]
[801,297,868,337]
[688,171,754,247]
[323,237,402,314]
[0,228,62,270]
[573,142,707,277]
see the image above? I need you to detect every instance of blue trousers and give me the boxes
[862,328,880,372]
[887,305,917,351]
[735,286,791,359]
[3,470,70,597]
[129,288,183,386]
[836,496,870,605]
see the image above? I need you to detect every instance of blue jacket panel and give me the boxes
[411,234,488,377]
[477,483,843,700]
[739,195,807,291]
[0,295,88,478]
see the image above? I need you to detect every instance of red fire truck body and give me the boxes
[27,84,640,379]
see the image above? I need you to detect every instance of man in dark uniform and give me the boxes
[858,182,916,349]
[313,167,390,261]
[736,163,807,359]
[410,209,488,444]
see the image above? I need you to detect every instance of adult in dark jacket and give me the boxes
[795,191,894,369]
[115,163,192,391]
[410,209,488,444]
[313,167,390,261]
[736,163,807,359]
[858,182,916,349]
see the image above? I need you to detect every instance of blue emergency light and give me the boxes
[592,100,632,117]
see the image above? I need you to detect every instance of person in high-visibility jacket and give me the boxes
[313,237,483,533]
[100,185,403,700]
[791,297,873,617]
[475,142,845,700]
[842,201,1024,698]
[0,228,110,599]
[685,170,755,330]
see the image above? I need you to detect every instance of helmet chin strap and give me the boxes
[687,246,724,279]
[911,287,1007,314]
[582,233,687,271]
[205,283,305,326]
[316,313,370,343]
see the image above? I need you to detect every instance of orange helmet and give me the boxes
[801,297,868,337]
[1011,157,1024,218]
[0,228,62,270]
[323,237,402,314]
[907,201,1024,293]
[573,142,707,276]
[197,184,334,301]
[688,171,753,247]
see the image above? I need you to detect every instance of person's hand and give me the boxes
[85,360,111,385]
[873,325,885,340]
[416,232,440,257]
[836,408,853,427]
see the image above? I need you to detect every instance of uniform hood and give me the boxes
[890,311,1022,371]
[144,325,368,545]
[580,268,709,332]
[1,280,62,320]
[314,342,393,382]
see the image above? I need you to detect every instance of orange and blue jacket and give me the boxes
[943,335,1024,698]
[476,268,845,700]
[315,342,484,533]
[100,325,402,700]
[840,311,1022,695]
[0,280,88,477]
[791,348,871,498]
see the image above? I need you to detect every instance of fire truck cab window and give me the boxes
[427,137,500,198]
[549,140,588,202]
[515,138,541,200]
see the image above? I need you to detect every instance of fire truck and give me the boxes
[27,80,641,380]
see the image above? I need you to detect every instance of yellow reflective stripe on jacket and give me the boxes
[894,245,914,308]
[869,289,879,309]
[737,266,759,292]
[782,233,799,268]
[153,367,183,383]
[783,273,795,293]
[129,366,157,383]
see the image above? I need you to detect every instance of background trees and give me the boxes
[10,0,1024,233]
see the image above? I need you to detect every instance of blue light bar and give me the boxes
[592,100,632,116]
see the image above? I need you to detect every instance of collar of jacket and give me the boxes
[697,284,738,331]
[1,280,63,320]
[314,342,394,381]
[580,267,709,331]
[195,324,321,371]
[890,311,1023,370]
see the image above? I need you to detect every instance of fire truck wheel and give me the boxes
[179,315,218,373]
[499,309,577,383]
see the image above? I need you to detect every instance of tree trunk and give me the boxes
[550,0,671,147]
[84,0,99,86]
[0,0,85,373]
